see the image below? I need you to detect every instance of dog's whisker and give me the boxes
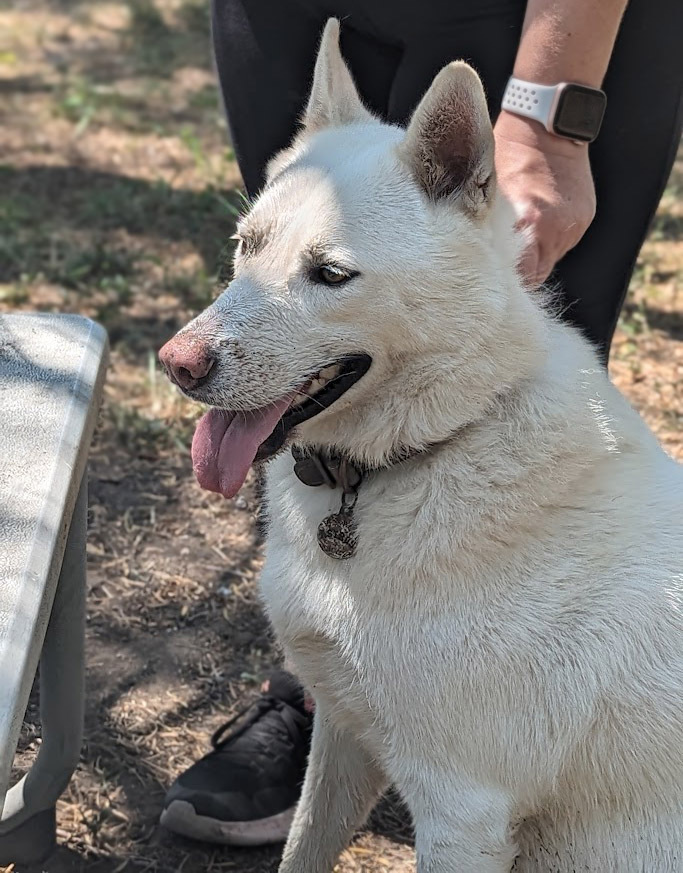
[291,387,329,411]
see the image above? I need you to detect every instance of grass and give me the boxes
[0,164,240,347]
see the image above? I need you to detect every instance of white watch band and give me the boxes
[501,76,561,133]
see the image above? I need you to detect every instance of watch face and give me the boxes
[553,85,607,142]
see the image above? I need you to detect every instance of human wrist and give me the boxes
[495,110,589,158]
[511,56,605,92]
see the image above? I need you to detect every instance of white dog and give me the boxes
[160,19,683,872]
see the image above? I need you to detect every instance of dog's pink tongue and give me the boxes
[192,398,293,498]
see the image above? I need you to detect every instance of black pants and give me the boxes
[212,0,682,359]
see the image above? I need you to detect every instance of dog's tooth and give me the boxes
[307,378,324,395]
[319,364,341,382]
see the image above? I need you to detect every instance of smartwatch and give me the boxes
[502,77,607,144]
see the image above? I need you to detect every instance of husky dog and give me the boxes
[159,19,683,873]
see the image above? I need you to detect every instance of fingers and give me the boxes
[515,209,584,289]
[514,211,549,289]
[519,233,565,289]
[517,241,542,289]
[492,122,596,293]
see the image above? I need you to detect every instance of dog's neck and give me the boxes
[291,438,440,490]
[299,282,551,469]
[290,432,467,560]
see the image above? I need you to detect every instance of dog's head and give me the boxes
[159,19,546,498]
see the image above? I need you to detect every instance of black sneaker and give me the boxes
[160,671,312,846]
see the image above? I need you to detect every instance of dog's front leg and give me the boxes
[405,777,517,873]
[278,707,387,873]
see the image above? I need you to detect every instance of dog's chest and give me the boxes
[262,462,382,643]
[261,547,390,743]
[260,455,424,730]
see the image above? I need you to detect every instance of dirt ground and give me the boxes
[0,2,680,872]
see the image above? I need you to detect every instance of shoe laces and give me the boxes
[210,694,310,751]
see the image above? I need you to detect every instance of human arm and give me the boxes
[494,0,629,286]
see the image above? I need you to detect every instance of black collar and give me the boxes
[291,443,431,559]
[291,443,427,490]
[291,445,363,492]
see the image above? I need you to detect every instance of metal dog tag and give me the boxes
[317,504,358,560]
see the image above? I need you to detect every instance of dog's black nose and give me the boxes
[159,334,215,391]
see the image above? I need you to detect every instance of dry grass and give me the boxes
[0,2,680,871]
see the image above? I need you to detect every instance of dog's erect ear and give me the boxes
[400,62,495,214]
[303,19,373,132]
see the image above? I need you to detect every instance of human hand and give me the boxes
[493,110,597,288]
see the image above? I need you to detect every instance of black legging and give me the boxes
[211,0,682,359]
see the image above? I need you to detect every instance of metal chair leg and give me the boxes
[0,474,87,864]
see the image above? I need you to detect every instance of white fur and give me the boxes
[180,20,683,872]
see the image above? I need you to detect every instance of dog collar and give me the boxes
[291,444,424,560]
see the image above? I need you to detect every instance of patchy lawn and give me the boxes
[0,2,680,872]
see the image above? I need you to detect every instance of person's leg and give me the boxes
[384,4,524,125]
[387,0,682,361]
[212,0,402,197]
[210,0,323,197]
[550,0,683,359]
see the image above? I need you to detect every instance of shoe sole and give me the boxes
[160,799,295,847]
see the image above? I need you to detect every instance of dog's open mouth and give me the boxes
[191,354,371,498]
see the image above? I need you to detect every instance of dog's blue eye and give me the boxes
[312,265,357,286]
